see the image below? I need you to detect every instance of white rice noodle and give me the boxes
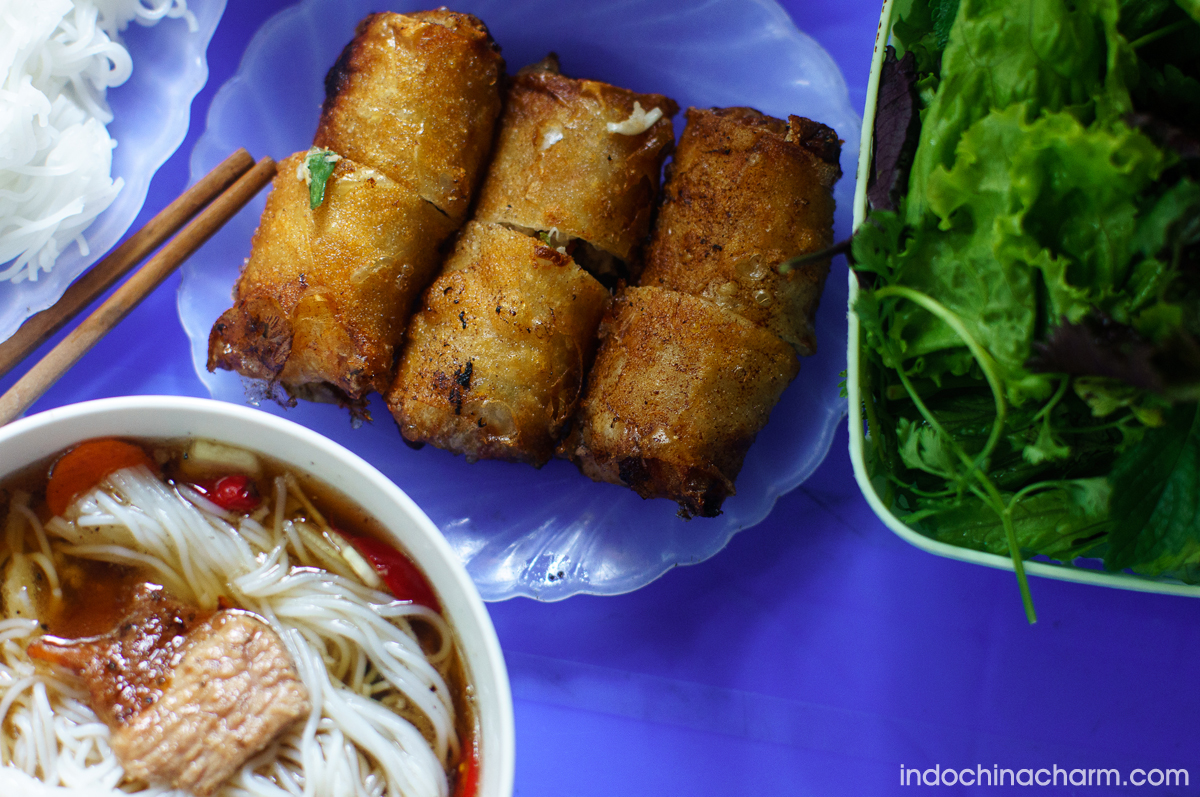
[1,465,458,797]
[0,1,193,283]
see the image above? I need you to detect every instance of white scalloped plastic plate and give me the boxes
[846,0,1200,598]
[0,0,226,344]
[179,0,860,601]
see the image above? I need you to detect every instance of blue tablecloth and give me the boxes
[5,2,1197,794]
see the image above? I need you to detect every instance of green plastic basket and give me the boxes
[845,0,1200,598]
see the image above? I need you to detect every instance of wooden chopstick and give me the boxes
[0,156,278,426]
[0,148,256,381]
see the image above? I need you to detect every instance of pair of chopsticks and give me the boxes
[0,150,277,426]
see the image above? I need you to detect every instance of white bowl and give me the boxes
[0,395,515,795]
[846,0,1200,599]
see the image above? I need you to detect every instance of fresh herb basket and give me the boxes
[847,0,1200,620]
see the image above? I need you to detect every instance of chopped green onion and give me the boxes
[306,149,339,210]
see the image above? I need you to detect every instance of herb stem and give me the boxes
[1033,376,1069,423]
[886,473,959,498]
[1008,479,1070,506]
[998,487,1039,624]
[873,285,1036,622]
[1061,421,1126,434]
[894,367,974,483]
[874,286,1008,470]
[1130,19,1189,50]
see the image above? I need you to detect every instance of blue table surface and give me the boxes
[6,2,1199,795]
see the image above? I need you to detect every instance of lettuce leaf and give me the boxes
[865,107,1164,401]
[893,0,962,51]
[905,0,1131,223]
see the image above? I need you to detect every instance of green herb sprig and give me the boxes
[305,149,339,210]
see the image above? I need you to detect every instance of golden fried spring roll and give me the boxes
[639,107,842,355]
[561,286,799,518]
[208,151,458,405]
[473,55,678,275]
[314,10,504,222]
[388,221,610,465]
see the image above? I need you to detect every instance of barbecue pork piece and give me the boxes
[30,585,309,796]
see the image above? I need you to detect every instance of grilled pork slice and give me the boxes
[29,585,309,796]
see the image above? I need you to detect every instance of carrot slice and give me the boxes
[46,438,157,517]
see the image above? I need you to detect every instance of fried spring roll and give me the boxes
[561,286,799,518]
[388,221,610,465]
[640,107,841,355]
[314,10,504,222]
[473,55,678,275]
[208,152,458,405]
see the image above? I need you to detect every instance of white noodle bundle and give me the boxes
[0,0,193,283]
[0,467,458,797]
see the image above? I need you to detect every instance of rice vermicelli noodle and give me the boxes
[0,0,193,283]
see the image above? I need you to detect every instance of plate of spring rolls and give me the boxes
[179,0,860,600]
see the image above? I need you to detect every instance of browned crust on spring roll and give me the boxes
[208,152,457,402]
[639,107,842,355]
[315,10,504,222]
[473,55,678,269]
[561,286,799,518]
[388,221,610,466]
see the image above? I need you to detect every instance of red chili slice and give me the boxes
[192,474,261,513]
[346,534,440,612]
[452,739,479,797]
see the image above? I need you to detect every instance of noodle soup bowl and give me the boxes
[0,395,514,797]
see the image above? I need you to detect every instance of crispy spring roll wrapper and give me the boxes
[314,10,504,222]
[208,151,458,404]
[388,221,610,466]
[562,286,799,518]
[473,55,678,271]
[639,107,842,356]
